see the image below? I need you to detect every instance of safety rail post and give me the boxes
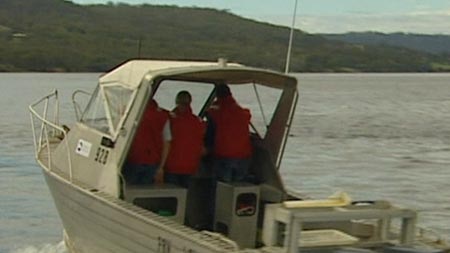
[30,111,39,157]
[54,90,59,133]
[45,123,52,171]
[401,215,417,245]
[285,214,301,253]
[38,98,50,151]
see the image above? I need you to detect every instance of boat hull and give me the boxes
[42,169,227,253]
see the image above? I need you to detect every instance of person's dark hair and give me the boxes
[216,84,231,98]
[175,90,192,105]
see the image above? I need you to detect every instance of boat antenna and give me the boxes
[137,36,142,58]
[285,0,299,74]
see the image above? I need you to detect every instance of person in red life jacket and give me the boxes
[165,91,206,188]
[124,99,171,185]
[207,84,252,182]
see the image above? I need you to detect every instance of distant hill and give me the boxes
[0,0,450,72]
[322,32,450,55]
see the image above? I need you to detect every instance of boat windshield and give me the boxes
[228,83,282,137]
[81,82,135,137]
[153,79,282,137]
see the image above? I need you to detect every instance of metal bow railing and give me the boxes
[29,89,73,181]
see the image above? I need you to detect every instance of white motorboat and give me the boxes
[30,59,449,253]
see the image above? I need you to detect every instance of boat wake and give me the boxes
[10,241,67,253]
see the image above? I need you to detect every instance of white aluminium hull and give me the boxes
[42,169,235,253]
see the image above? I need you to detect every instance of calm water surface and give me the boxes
[1,73,449,253]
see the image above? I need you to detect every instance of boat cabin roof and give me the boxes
[99,59,297,90]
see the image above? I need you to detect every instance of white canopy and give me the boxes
[99,59,232,89]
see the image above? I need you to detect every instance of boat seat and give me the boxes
[124,184,187,224]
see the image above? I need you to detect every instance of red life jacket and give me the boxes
[166,106,206,175]
[208,96,252,159]
[127,100,169,165]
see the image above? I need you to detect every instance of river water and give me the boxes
[1,73,449,253]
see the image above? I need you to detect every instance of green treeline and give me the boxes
[322,32,450,55]
[0,0,449,72]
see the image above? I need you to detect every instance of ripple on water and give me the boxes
[9,241,67,253]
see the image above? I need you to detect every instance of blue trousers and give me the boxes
[123,163,158,185]
[213,158,250,183]
[164,173,192,188]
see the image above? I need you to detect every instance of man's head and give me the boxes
[216,84,231,98]
[175,90,192,106]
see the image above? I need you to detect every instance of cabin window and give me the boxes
[153,80,214,113]
[230,83,282,137]
[81,83,135,137]
[103,84,134,130]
